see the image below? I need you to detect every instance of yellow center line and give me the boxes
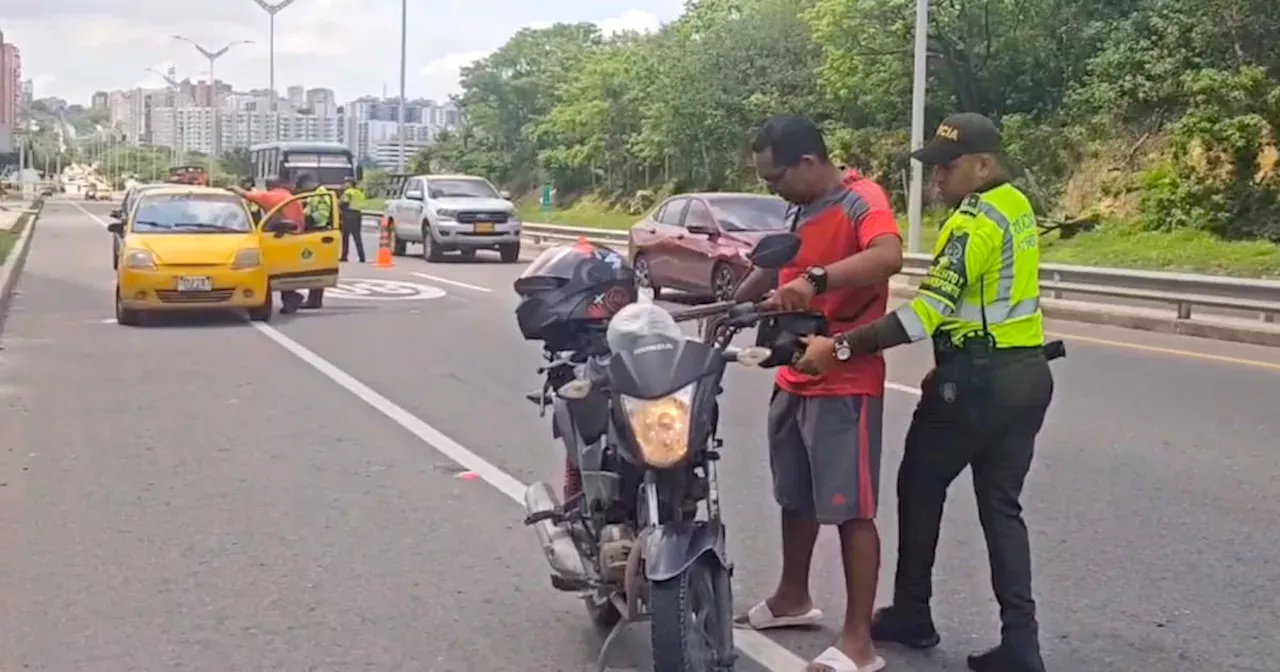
[1045,330,1280,372]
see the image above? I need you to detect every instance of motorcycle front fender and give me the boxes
[642,518,728,583]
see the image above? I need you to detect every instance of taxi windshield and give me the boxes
[132,194,252,234]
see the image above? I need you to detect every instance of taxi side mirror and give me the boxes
[106,222,125,235]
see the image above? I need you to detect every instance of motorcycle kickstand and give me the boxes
[595,616,635,672]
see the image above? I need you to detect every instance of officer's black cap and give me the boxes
[911,112,1002,166]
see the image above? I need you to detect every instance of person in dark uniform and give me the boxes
[793,112,1061,672]
[338,176,367,262]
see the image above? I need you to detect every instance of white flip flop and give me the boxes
[807,646,886,672]
[733,600,823,630]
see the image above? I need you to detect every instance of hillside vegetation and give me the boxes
[411,0,1280,277]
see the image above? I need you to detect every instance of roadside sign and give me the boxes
[540,184,552,211]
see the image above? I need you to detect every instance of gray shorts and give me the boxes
[768,387,883,524]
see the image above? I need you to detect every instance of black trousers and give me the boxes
[892,350,1053,661]
[340,208,365,261]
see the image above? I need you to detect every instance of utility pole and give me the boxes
[397,0,407,171]
[251,0,300,113]
[173,36,253,179]
[907,0,929,253]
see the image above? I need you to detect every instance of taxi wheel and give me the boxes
[115,289,142,326]
[248,293,273,322]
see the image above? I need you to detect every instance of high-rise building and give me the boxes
[287,85,305,110]
[91,91,109,110]
[341,96,461,164]
[305,88,336,116]
[107,89,159,145]
[0,30,20,153]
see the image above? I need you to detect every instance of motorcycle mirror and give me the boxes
[557,379,593,399]
[736,346,773,367]
[747,232,802,269]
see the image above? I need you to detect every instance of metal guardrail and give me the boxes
[361,212,1280,322]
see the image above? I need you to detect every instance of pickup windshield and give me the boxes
[427,178,498,199]
[131,193,253,233]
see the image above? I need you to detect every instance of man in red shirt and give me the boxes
[733,115,903,672]
[231,178,312,314]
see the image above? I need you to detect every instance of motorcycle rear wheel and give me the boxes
[649,555,734,671]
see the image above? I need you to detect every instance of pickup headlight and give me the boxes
[435,208,458,220]
[620,383,694,468]
[231,248,261,269]
[124,249,157,270]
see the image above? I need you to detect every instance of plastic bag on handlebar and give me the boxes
[754,312,828,368]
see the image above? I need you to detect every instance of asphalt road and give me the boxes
[2,201,1278,671]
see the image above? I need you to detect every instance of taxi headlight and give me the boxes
[620,383,694,468]
[124,249,156,270]
[231,248,261,269]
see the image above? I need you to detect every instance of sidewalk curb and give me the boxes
[887,284,1280,348]
[0,204,41,336]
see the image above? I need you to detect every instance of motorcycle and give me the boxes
[520,233,827,671]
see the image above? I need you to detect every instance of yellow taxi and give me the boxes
[108,185,340,325]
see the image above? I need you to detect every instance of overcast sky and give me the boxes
[1,0,684,105]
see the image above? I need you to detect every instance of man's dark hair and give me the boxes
[751,115,830,166]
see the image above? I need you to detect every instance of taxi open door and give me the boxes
[257,191,341,292]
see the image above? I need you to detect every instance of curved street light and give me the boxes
[172,36,254,177]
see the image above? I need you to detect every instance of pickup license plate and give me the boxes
[177,276,212,292]
[474,222,495,233]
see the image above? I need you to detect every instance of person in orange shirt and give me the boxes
[230,178,314,314]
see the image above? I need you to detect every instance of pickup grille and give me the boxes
[457,211,509,224]
[155,289,235,304]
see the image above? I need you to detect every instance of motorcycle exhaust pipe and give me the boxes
[523,481,589,580]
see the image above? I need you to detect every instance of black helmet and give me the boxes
[514,240,636,347]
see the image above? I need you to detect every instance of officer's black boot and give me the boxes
[869,605,940,649]
[967,643,1045,672]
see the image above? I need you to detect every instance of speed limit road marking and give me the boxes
[324,279,447,301]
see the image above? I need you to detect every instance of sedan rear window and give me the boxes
[710,196,789,231]
[132,194,253,234]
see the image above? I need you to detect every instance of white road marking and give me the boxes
[252,322,923,671]
[326,279,447,301]
[410,272,493,293]
[68,199,112,225]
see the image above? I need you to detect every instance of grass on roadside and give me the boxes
[363,197,387,212]
[0,213,30,266]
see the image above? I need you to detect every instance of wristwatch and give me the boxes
[833,333,853,362]
[803,266,828,294]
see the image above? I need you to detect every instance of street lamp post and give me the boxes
[907,0,929,253]
[251,0,299,114]
[173,36,253,180]
[398,0,407,171]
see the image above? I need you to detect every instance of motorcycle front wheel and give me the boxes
[649,555,734,671]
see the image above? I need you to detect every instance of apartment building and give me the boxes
[150,107,343,155]
[0,30,20,153]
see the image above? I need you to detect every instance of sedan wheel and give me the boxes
[711,263,737,302]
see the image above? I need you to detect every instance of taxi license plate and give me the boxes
[474,222,495,233]
[177,276,212,292]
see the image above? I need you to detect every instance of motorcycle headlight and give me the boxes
[124,249,156,270]
[620,383,694,468]
[231,248,261,269]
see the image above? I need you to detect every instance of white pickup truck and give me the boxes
[383,173,522,263]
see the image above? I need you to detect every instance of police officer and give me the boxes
[338,176,367,262]
[793,112,1059,672]
[294,173,333,310]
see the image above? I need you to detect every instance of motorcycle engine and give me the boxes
[597,524,635,584]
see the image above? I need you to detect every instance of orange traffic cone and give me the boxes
[374,214,394,268]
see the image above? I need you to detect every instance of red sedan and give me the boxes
[628,192,790,301]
